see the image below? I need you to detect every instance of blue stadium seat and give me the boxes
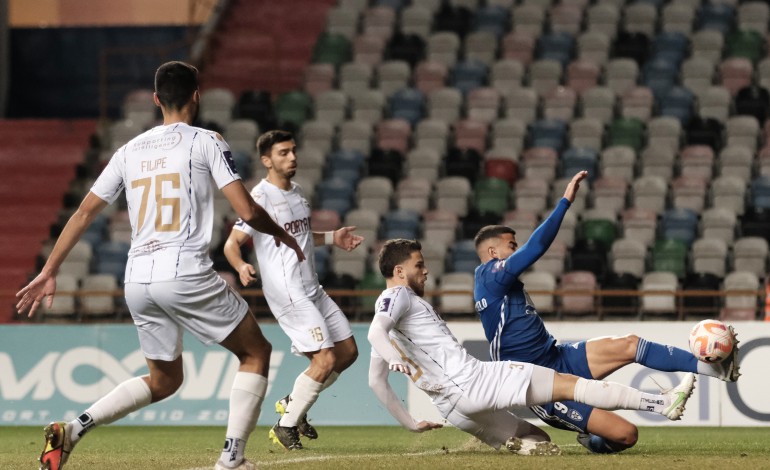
[561,148,598,182]
[449,239,480,273]
[327,149,365,182]
[642,58,679,100]
[699,4,735,34]
[659,208,699,246]
[537,32,575,66]
[473,5,509,38]
[751,176,770,209]
[528,119,568,151]
[659,86,695,125]
[389,88,425,126]
[652,32,690,66]
[451,60,488,95]
[381,209,421,239]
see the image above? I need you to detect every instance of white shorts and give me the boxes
[274,290,353,354]
[124,270,249,361]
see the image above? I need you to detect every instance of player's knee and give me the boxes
[621,334,640,357]
[312,349,336,375]
[150,375,183,402]
[337,342,359,370]
[616,424,638,447]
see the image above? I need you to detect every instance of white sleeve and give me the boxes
[90,148,126,204]
[201,132,241,189]
[367,315,404,366]
[368,354,418,432]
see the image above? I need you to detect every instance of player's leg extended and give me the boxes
[586,334,739,382]
[527,365,697,420]
[216,311,270,469]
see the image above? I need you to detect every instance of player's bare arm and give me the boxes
[16,191,108,317]
[562,170,589,203]
[312,226,364,251]
[223,229,258,286]
[221,180,305,262]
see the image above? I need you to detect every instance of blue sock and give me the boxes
[636,338,698,372]
[587,434,629,454]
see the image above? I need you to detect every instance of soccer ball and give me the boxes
[688,319,734,363]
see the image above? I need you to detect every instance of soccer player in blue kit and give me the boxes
[473,171,741,454]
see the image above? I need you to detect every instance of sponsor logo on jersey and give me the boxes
[491,260,506,272]
[284,216,310,235]
[131,132,182,152]
[379,298,392,312]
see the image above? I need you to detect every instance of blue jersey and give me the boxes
[473,198,571,366]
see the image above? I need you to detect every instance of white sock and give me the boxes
[219,372,267,467]
[322,371,340,391]
[278,373,323,427]
[70,377,152,444]
[573,377,667,413]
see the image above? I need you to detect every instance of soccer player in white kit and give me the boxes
[16,61,304,470]
[368,239,698,454]
[223,130,362,450]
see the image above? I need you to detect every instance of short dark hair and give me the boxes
[474,225,516,249]
[378,239,422,278]
[154,61,198,111]
[257,130,295,157]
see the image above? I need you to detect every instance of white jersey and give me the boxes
[233,179,319,311]
[373,286,479,405]
[91,123,240,283]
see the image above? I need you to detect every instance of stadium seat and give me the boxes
[732,237,769,278]
[723,271,760,310]
[357,176,393,216]
[671,176,707,214]
[439,272,475,314]
[520,271,557,314]
[474,177,510,216]
[607,117,645,152]
[559,271,597,318]
[640,271,679,319]
[435,176,472,216]
[395,177,432,213]
[80,274,118,318]
[632,176,668,214]
[600,146,636,182]
[423,209,459,247]
[40,274,78,318]
[691,238,728,278]
[652,239,688,279]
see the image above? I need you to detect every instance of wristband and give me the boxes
[325,231,334,246]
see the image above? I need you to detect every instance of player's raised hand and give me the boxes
[274,233,306,262]
[389,362,412,376]
[414,421,444,433]
[562,170,589,203]
[236,263,258,287]
[334,226,364,251]
[16,272,56,318]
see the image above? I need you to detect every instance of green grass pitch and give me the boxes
[1,426,768,469]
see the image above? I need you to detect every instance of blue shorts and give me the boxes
[530,341,595,433]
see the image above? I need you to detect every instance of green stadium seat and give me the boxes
[473,177,510,216]
[358,270,387,313]
[726,30,764,63]
[607,117,645,151]
[579,218,618,250]
[275,91,312,129]
[313,32,353,68]
[652,239,688,278]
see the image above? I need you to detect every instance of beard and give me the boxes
[408,277,425,297]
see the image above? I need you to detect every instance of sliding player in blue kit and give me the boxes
[472,171,741,454]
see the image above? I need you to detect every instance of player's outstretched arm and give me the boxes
[562,170,588,203]
[16,192,108,317]
[221,181,305,262]
[368,355,442,432]
[501,170,588,278]
[223,229,258,286]
[313,226,364,251]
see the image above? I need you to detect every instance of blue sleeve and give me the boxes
[503,198,571,278]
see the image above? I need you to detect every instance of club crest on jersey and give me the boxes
[222,151,239,174]
[569,410,584,421]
